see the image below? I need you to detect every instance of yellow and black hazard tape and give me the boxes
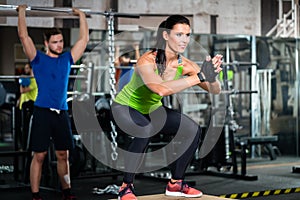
[219,187,300,199]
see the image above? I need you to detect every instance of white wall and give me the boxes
[0,0,261,35]
[118,0,261,36]
[2,0,55,27]
[72,0,108,30]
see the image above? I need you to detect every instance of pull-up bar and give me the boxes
[0,4,140,18]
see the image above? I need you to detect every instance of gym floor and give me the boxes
[1,150,300,200]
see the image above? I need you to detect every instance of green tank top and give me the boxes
[114,54,184,114]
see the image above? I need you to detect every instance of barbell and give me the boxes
[0,4,140,18]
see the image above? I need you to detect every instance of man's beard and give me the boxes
[49,47,63,56]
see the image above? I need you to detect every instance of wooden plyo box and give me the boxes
[110,194,235,199]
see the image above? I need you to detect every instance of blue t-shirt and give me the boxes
[118,68,134,91]
[31,50,73,110]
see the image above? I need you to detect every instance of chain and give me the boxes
[110,121,118,160]
[0,165,14,173]
[93,184,119,195]
[108,15,117,101]
[107,14,118,161]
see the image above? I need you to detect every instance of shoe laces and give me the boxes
[181,181,191,191]
[119,184,136,197]
[171,180,190,192]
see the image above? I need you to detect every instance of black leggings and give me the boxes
[111,102,201,184]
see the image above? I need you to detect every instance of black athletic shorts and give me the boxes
[30,106,74,152]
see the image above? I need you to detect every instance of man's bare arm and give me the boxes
[71,8,89,63]
[17,5,37,61]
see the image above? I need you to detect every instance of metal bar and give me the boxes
[279,0,283,21]
[179,90,257,94]
[0,4,88,13]
[67,91,106,96]
[30,6,72,13]
[295,32,299,156]
[0,4,18,10]
[0,75,86,79]
[266,19,283,37]
[71,64,92,69]
[115,66,134,69]
[69,75,86,79]
[87,10,139,18]
[195,61,259,66]
[179,90,208,94]
[0,75,32,79]
[295,3,299,37]
[86,62,94,95]
[0,4,83,17]
[250,35,258,159]
[0,4,139,18]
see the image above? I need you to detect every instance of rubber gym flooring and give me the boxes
[1,150,300,200]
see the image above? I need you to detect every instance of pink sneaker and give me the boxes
[165,180,203,198]
[118,184,137,200]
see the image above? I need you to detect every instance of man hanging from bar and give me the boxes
[17,4,89,200]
